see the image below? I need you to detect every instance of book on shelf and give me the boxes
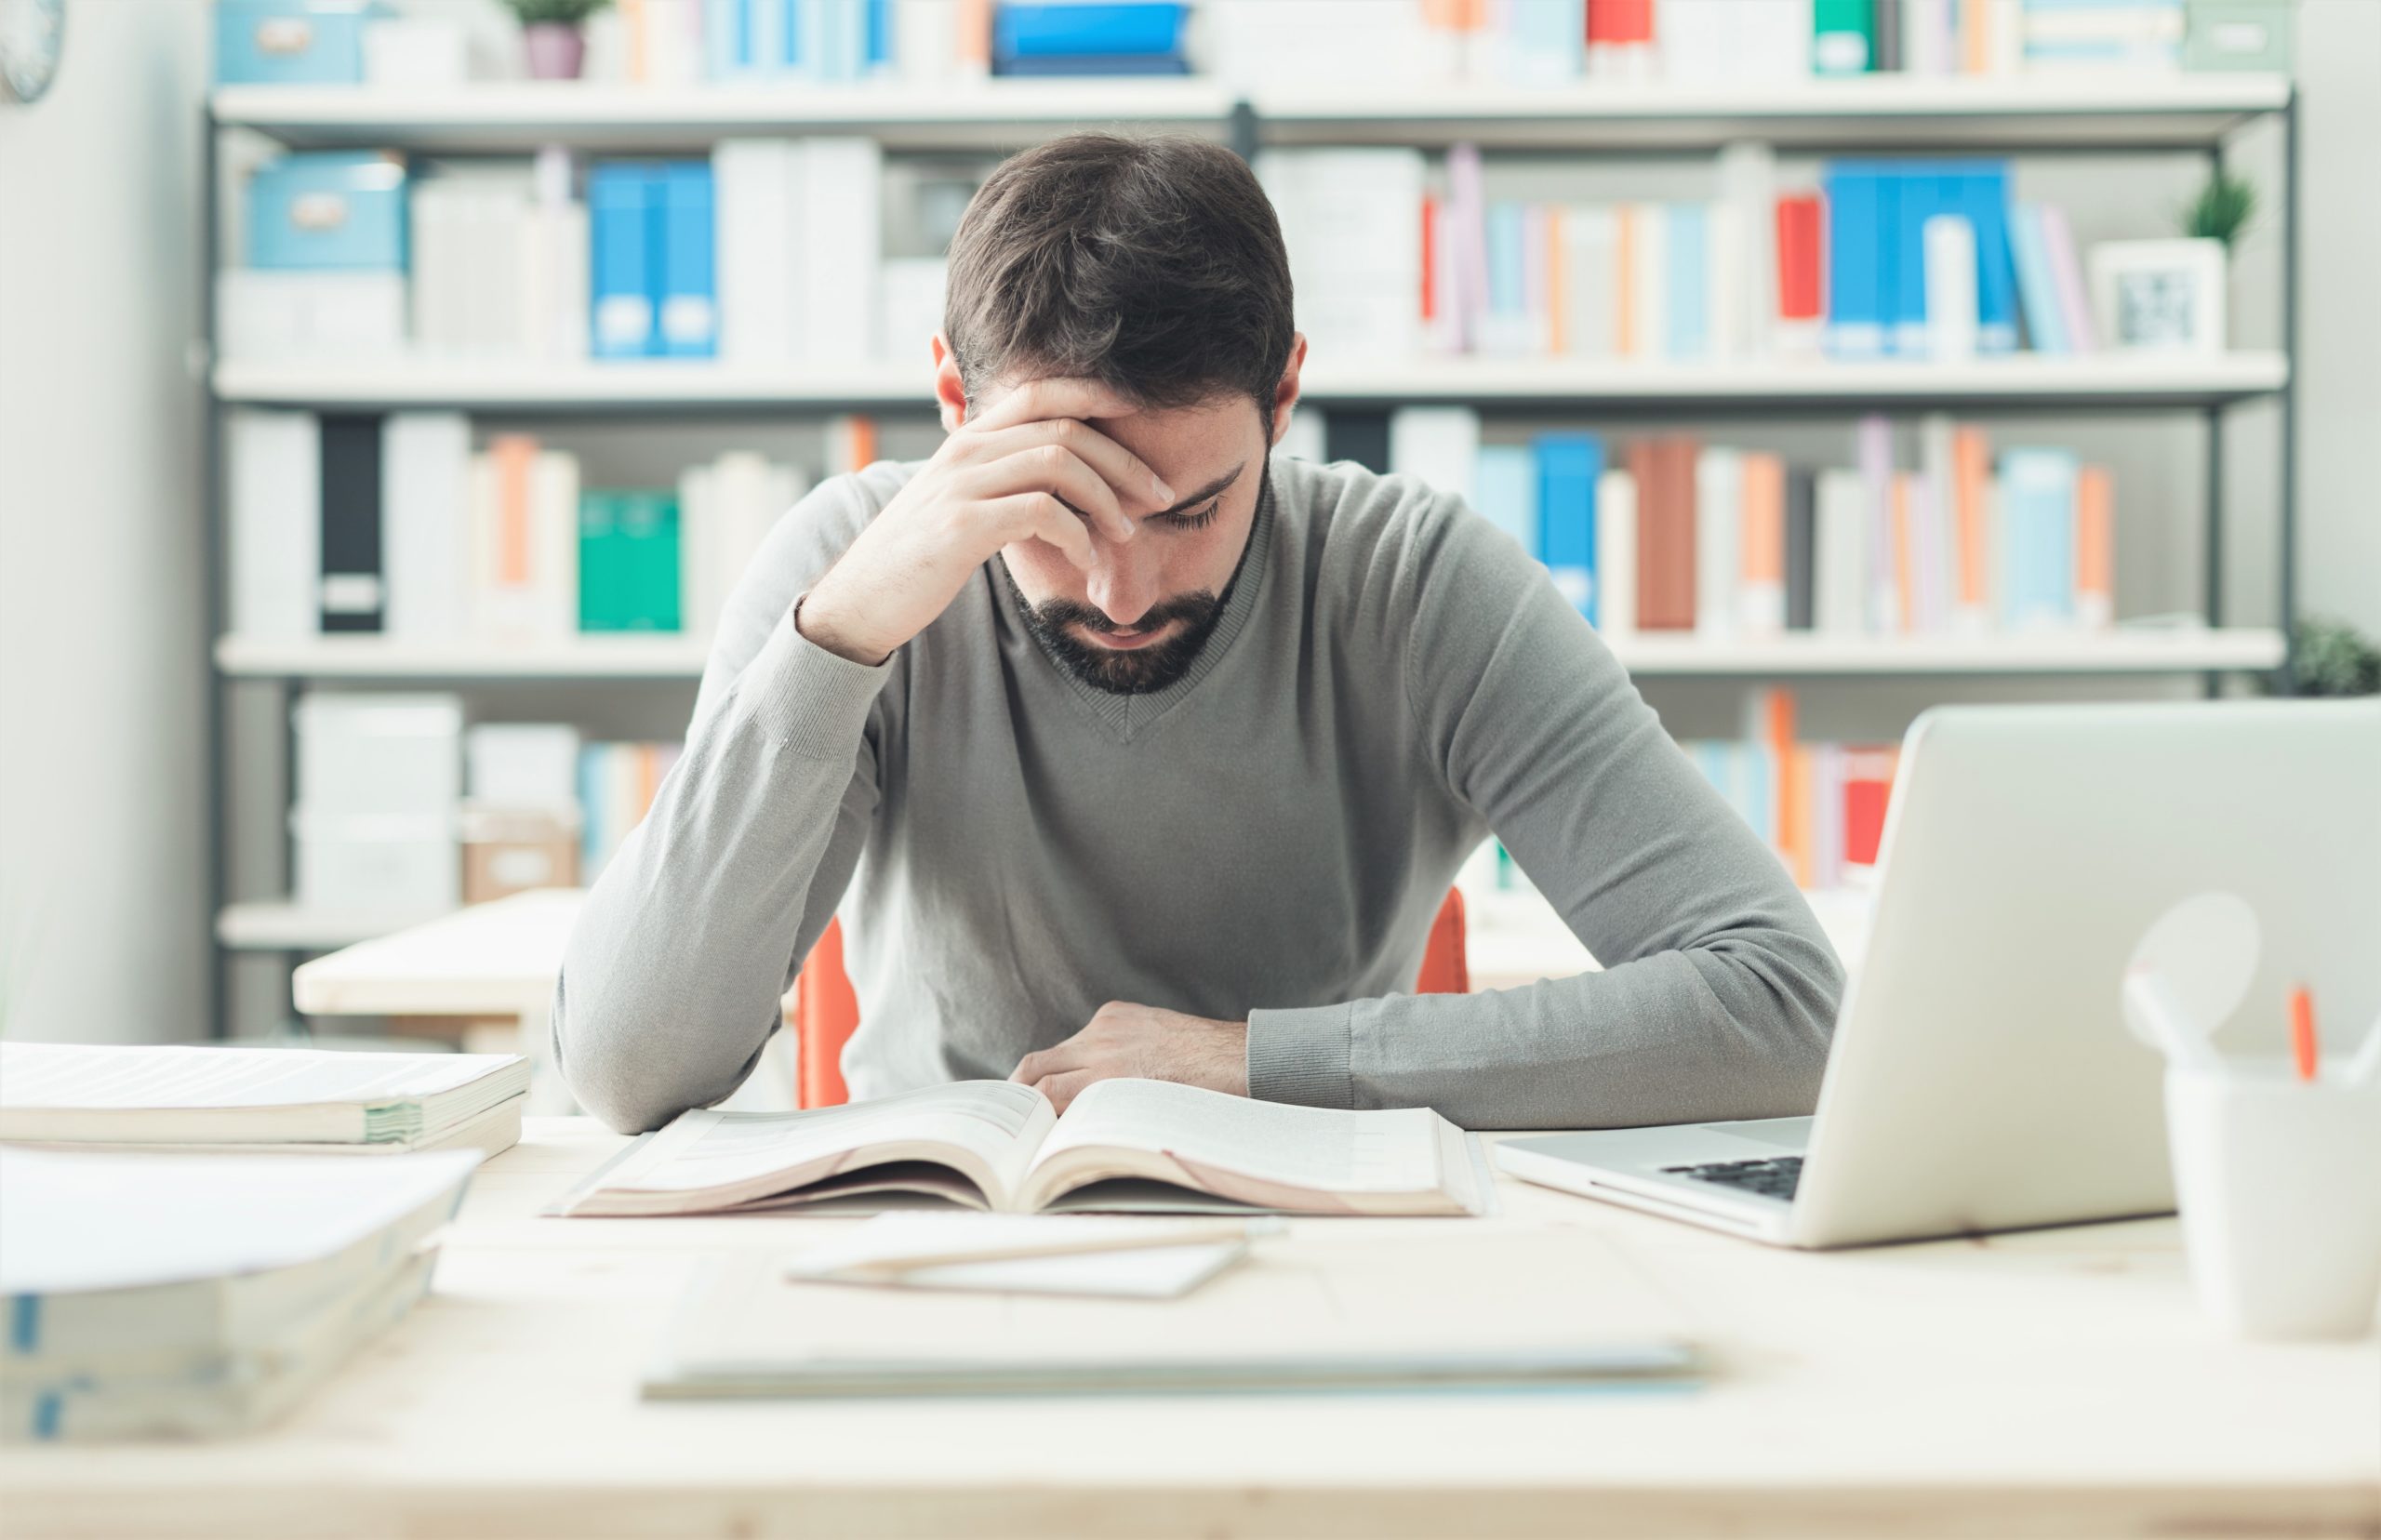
[1683,687,1902,889]
[226,416,831,657]
[0,1146,480,1440]
[0,1043,528,1156]
[556,1077,1490,1217]
[1380,406,2120,644]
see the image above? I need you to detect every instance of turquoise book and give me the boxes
[579,492,684,632]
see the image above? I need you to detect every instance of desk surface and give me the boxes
[7,1119,2374,1539]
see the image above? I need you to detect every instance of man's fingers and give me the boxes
[1035,1070,1099,1113]
[964,420,1170,533]
[964,377,1144,438]
[979,494,1095,572]
[965,443,1135,543]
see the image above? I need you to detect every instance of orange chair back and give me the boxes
[791,888,1470,1109]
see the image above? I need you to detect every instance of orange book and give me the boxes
[2076,465,2114,629]
[1962,0,1991,73]
[1545,209,1567,355]
[490,434,539,589]
[1739,452,1787,634]
[1951,426,1991,622]
[1783,745,1815,889]
[620,0,649,82]
[1420,196,1439,329]
[1423,0,1488,30]
[1890,471,1917,633]
[1615,206,1639,358]
[955,0,991,70]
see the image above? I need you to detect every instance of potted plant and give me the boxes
[2275,615,2381,698]
[506,0,610,81]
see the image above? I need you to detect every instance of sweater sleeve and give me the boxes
[550,470,902,1132]
[1244,489,1844,1130]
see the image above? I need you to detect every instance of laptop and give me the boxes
[1496,699,2381,1248]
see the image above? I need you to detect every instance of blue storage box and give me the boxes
[216,0,389,86]
[246,153,408,271]
[993,3,1188,60]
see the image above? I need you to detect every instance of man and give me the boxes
[554,133,1842,1134]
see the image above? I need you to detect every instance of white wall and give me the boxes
[0,7,210,1041]
[2292,0,2381,637]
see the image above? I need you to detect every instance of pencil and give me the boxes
[2289,985,2319,1082]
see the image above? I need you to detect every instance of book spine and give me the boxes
[2076,463,2114,630]
[317,414,385,634]
[1738,451,1787,638]
[1823,166,1882,359]
[1922,211,1977,363]
[1694,445,1742,641]
[229,410,322,643]
[589,165,658,359]
[1964,165,2020,355]
[1536,433,1603,621]
[1784,465,1817,632]
[1814,468,1869,636]
[658,162,717,359]
[1594,468,1637,641]
[380,412,471,643]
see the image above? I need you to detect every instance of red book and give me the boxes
[1632,437,1700,631]
[1841,749,1898,867]
[1587,0,1655,44]
[1420,194,1439,326]
[1776,193,1824,323]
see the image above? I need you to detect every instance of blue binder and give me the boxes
[658,162,717,359]
[1822,165,1883,360]
[1536,434,1603,623]
[590,164,658,359]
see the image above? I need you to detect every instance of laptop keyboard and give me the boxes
[1663,1156,1803,1201]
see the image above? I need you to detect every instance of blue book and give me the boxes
[1871,167,1904,360]
[590,164,658,359]
[1475,445,1541,562]
[1999,448,2078,629]
[1535,435,1603,622]
[2007,204,2067,354]
[1962,164,2018,354]
[1665,204,1709,362]
[701,0,747,77]
[1486,203,1526,328]
[1888,166,1946,358]
[994,2,1188,59]
[866,0,891,69]
[658,162,717,359]
[1505,0,1585,76]
[1822,165,1883,359]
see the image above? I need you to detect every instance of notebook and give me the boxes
[558,1078,1490,1217]
[0,1042,528,1153]
[646,1228,1699,1399]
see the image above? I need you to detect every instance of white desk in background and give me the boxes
[290,884,1878,1109]
[4,1119,2373,1538]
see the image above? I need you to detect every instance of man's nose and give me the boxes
[1084,530,1164,628]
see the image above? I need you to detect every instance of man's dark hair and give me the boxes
[943,134,1296,430]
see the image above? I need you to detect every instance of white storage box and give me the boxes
[294,693,462,816]
[217,270,406,362]
[466,723,582,806]
[291,809,459,911]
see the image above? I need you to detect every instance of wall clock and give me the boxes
[0,0,64,106]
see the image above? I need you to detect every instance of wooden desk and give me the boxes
[7,1119,2374,1538]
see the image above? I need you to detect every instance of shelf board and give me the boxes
[214,629,2283,682]
[1253,74,2292,149]
[218,900,454,952]
[215,634,712,680]
[209,75,2287,153]
[210,80,1240,152]
[1611,629,2285,675]
[212,352,2288,412]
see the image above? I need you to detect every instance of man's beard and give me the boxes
[999,466,1265,697]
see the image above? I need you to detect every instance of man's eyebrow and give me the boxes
[1145,464,1245,518]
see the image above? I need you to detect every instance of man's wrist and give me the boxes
[793,590,893,668]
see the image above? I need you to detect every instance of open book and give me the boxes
[559,1079,1489,1217]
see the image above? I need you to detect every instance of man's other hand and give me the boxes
[1009,1002,1248,1113]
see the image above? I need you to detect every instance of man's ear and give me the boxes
[1268,333,1310,447]
[931,333,967,432]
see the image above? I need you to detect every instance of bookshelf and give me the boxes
[202,71,2304,1034]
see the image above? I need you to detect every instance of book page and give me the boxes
[1021,1080,1466,1214]
[0,1043,515,1112]
[564,1081,1055,1215]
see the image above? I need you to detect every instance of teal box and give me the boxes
[215,0,388,86]
[246,153,407,271]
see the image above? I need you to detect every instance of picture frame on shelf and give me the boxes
[2088,238,2227,357]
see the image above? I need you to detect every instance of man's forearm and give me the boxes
[552,605,886,1132]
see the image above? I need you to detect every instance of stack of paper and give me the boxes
[0,1147,481,1439]
[0,1043,529,1157]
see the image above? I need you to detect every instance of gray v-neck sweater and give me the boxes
[552,454,1843,1133]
